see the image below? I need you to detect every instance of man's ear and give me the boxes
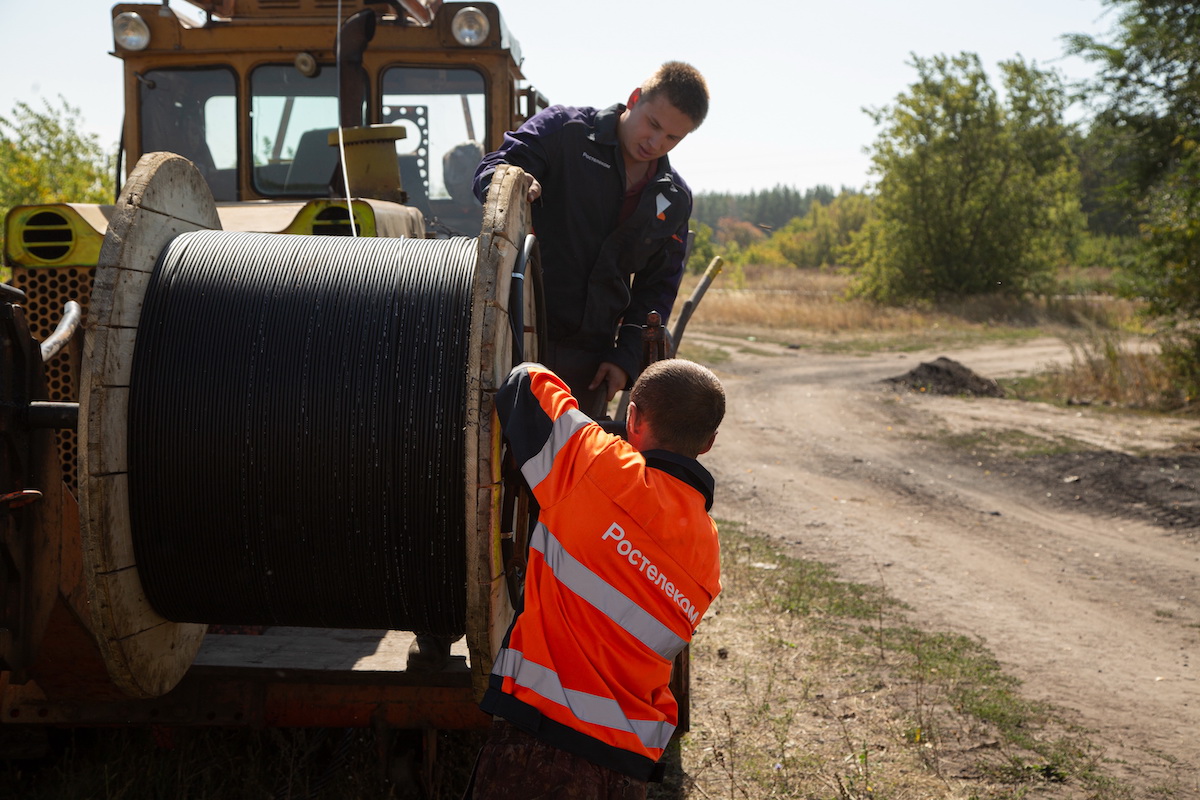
[625,401,641,435]
[697,431,717,456]
[627,87,642,108]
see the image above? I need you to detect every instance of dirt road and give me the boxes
[689,330,1200,793]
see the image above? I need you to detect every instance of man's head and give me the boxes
[627,359,724,459]
[618,61,709,166]
[640,61,709,128]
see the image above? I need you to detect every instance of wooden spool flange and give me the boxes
[466,164,541,696]
[78,152,217,699]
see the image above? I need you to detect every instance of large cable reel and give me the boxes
[78,152,542,698]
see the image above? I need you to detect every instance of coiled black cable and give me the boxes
[127,231,477,632]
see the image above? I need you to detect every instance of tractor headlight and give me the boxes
[114,12,151,51]
[451,7,490,47]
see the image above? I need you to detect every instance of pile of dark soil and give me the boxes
[882,356,1005,397]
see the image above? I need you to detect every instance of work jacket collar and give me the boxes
[590,103,674,177]
[643,450,715,511]
[591,103,623,146]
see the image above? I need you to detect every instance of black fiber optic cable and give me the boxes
[128,231,475,632]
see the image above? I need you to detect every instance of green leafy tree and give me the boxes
[715,216,765,249]
[1,97,115,257]
[686,221,717,274]
[1068,0,1200,396]
[1066,1,1199,203]
[1071,124,1141,238]
[737,192,873,268]
[848,53,1082,303]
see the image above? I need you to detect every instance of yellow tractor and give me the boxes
[1,0,549,752]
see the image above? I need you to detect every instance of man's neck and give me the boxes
[624,156,652,188]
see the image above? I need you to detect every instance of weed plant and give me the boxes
[1004,329,1194,413]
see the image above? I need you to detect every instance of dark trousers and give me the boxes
[543,341,610,419]
[465,719,646,800]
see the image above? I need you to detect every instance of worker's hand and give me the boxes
[589,362,629,402]
[522,173,542,203]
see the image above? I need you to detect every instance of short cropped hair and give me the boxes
[630,359,724,458]
[640,61,709,129]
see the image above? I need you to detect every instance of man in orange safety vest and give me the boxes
[467,358,725,799]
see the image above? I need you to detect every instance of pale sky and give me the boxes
[0,0,1114,194]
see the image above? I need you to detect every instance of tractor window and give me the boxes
[382,67,486,235]
[139,68,237,201]
[250,64,341,197]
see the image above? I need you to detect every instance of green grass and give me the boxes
[731,530,900,621]
[690,522,1136,799]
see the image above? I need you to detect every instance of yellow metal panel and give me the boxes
[4,205,109,269]
[280,200,379,236]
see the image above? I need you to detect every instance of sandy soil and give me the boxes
[689,330,1200,794]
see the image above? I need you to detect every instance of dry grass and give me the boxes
[1003,329,1193,412]
[683,265,930,335]
[679,265,1144,352]
[680,264,1193,414]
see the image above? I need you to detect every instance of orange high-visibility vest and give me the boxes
[484,363,721,780]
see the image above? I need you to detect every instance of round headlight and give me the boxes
[451,7,490,47]
[114,12,151,51]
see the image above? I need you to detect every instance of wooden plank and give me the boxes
[99,211,218,282]
[82,565,204,698]
[88,566,164,639]
[83,385,128,476]
[79,474,134,572]
[107,617,206,700]
[93,269,153,331]
[87,326,138,388]
[192,629,471,675]
[113,151,220,231]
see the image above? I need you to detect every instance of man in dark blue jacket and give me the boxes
[411,62,710,675]
[473,61,709,419]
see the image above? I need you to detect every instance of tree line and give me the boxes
[692,185,842,234]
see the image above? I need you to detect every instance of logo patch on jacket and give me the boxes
[582,152,612,169]
[655,194,671,220]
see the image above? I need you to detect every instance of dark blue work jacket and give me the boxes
[473,103,692,384]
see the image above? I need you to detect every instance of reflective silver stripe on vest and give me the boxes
[531,523,687,660]
[493,646,675,751]
[521,407,591,491]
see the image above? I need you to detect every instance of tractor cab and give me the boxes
[112,0,546,235]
